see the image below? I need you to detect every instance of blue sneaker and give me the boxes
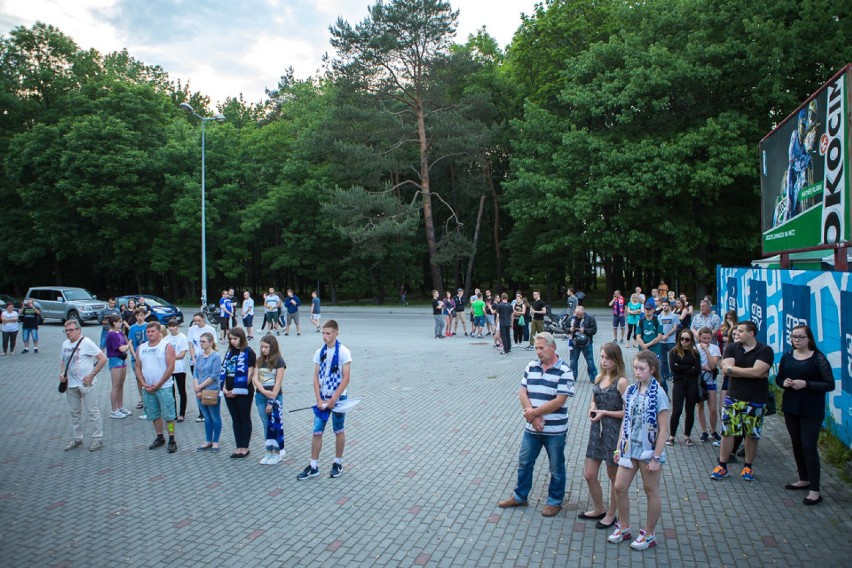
[709,465,729,480]
[741,467,755,482]
[297,465,319,480]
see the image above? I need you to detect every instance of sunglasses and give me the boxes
[680,337,692,342]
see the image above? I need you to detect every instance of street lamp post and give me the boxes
[179,102,225,308]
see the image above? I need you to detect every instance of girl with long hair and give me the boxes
[253,335,287,465]
[667,328,702,446]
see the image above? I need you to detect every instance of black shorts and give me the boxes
[220,317,230,331]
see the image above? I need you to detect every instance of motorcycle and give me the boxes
[543,306,571,336]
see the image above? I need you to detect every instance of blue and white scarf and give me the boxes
[319,340,341,400]
[618,379,660,468]
[265,398,284,450]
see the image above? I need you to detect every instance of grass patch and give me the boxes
[818,427,852,484]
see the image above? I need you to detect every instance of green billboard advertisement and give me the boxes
[761,65,851,255]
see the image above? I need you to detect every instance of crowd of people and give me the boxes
[492,280,836,551]
[57,295,353,481]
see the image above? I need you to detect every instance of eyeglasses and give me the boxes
[790,335,808,340]
[64,328,79,333]
[680,337,692,342]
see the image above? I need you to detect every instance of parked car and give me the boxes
[0,294,22,310]
[24,286,105,325]
[116,294,184,325]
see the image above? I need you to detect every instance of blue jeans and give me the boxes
[313,395,347,434]
[254,391,283,437]
[434,315,444,337]
[513,430,567,506]
[570,341,598,383]
[198,399,222,443]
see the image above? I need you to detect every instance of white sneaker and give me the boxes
[109,410,127,419]
[266,453,282,465]
[119,407,132,416]
[138,414,148,420]
[259,454,271,465]
[279,448,286,458]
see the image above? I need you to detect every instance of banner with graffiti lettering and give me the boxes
[718,265,851,448]
[760,65,851,254]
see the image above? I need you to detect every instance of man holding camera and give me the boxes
[568,306,598,383]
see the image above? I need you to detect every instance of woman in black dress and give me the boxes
[578,342,628,529]
[777,324,835,505]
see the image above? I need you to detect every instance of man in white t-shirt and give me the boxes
[296,319,352,481]
[242,291,255,340]
[263,287,282,335]
[60,320,107,451]
[135,322,177,453]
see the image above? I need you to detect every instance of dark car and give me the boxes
[116,295,184,325]
[0,294,22,310]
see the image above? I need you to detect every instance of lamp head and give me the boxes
[213,113,226,122]
[179,102,195,113]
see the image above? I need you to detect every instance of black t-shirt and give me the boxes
[454,295,466,312]
[495,302,514,327]
[532,299,546,321]
[20,306,39,329]
[723,341,774,403]
[432,299,442,316]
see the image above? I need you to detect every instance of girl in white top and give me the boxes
[695,326,722,443]
[252,335,286,465]
[166,319,190,422]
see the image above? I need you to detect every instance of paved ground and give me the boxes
[0,307,849,567]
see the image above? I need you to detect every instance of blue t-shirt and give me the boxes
[311,297,320,314]
[128,322,148,360]
[219,297,233,318]
[658,311,679,345]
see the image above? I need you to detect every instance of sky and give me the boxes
[0,0,540,107]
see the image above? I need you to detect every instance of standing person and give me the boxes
[498,332,575,517]
[625,293,643,349]
[284,289,302,336]
[609,351,670,550]
[636,303,664,390]
[218,290,233,342]
[221,327,256,458]
[710,321,774,482]
[695,327,722,443]
[777,324,835,505]
[568,306,598,383]
[59,320,107,451]
[719,310,738,355]
[512,292,527,346]
[657,280,669,301]
[690,299,720,340]
[657,299,679,387]
[192,332,222,452]
[1,302,19,355]
[528,290,546,350]
[484,290,496,336]
[399,284,408,306]
[241,291,255,340]
[121,298,137,334]
[165,319,189,423]
[98,297,121,350]
[579,343,628,530]
[608,290,626,344]
[228,288,238,329]
[471,292,486,339]
[495,293,514,354]
[253,335,286,465]
[452,288,469,337]
[105,315,132,419]
[674,298,691,333]
[297,320,352,480]
[565,288,579,315]
[19,298,40,353]
[431,290,445,339]
[666,329,701,447]
[263,287,282,335]
[127,308,149,416]
[310,291,321,333]
[634,287,646,304]
[135,321,178,453]
[443,291,455,337]
[187,312,216,423]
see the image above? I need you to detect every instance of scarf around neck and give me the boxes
[319,340,341,400]
[618,379,661,467]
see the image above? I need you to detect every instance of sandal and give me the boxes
[176,416,185,423]
[665,437,675,446]
[684,437,694,447]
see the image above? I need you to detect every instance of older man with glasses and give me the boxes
[60,321,107,451]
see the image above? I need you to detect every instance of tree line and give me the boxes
[1,0,848,305]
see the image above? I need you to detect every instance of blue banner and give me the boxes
[842,290,852,396]
[748,279,768,344]
[726,277,738,313]
[782,284,811,349]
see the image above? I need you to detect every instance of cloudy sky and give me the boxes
[0,0,539,107]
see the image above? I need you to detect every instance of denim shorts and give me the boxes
[474,316,485,327]
[143,387,177,422]
[22,328,38,342]
[108,356,127,369]
[313,395,347,435]
[612,315,625,328]
[242,315,253,328]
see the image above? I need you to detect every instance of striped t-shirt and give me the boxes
[521,357,575,434]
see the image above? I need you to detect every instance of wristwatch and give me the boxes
[652,455,662,462]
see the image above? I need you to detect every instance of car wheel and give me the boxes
[67,310,82,327]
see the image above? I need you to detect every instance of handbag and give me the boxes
[518,316,525,326]
[200,389,219,406]
[697,373,710,402]
[59,338,83,393]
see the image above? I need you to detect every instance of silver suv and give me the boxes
[24,286,106,325]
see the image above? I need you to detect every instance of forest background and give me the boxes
[1,0,849,306]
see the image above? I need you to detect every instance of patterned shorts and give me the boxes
[721,397,765,439]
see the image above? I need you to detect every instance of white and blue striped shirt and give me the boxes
[521,357,575,434]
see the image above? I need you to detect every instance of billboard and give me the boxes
[761,64,851,254]
[718,266,852,448]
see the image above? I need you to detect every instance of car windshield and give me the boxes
[139,296,168,308]
[63,289,95,301]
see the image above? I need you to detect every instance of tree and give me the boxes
[329,0,460,293]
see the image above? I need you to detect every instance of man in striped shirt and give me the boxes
[498,332,575,517]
